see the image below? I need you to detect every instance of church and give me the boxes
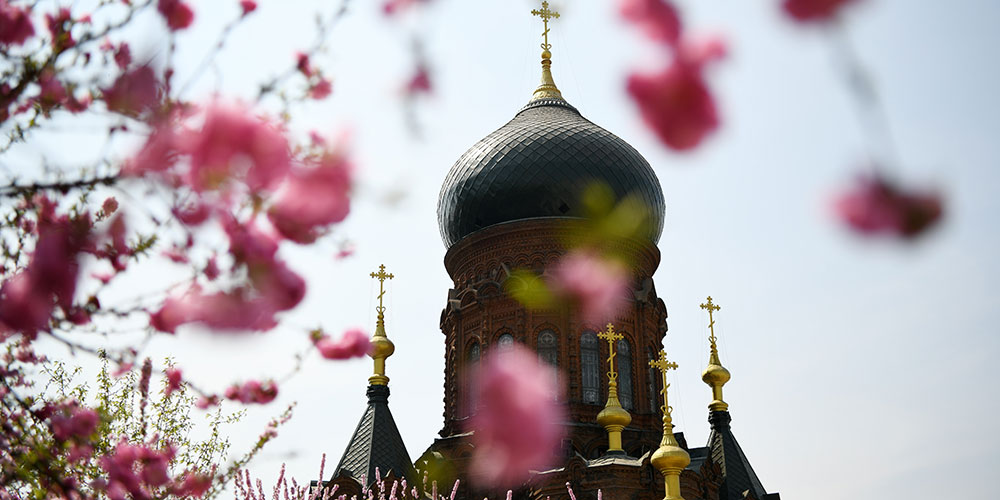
[321,4,779,500]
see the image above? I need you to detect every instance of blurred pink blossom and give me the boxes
[183,103,291,193]
[158,0,194,31]
[267,153,352,243]
[165,367,182,395]
[239,1,257,16]
[549,250,629,326]
[619,0,681,46]
[309,79,332,100]
[0,1,34,46]
[104,65,160,115]
[783,0,857,22]
[315,328,371,360]
[382,0,429,16]
[171,471,213,497]
[48,402,99,442]
[834,174,942,239]
[296,52,313,76]
[405,66,432,95]
[113,43,132,69]
[102,196,119,216]
[626,37,725,151]
[99,439,177,499]
[466,344,564,487]
[225,380,278,404]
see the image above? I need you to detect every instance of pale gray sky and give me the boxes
[19,0,1000,499]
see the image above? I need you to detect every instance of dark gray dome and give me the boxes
[437,98,666,248]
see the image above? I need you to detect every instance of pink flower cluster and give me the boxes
[834,174,942,239]
[225,380,278,405]
[0,0,34,46]
[466,345,564,487]
[0,205,89,337]
[783,0,858,23]
[621,0,726,151]
[313,328,371,360]
[158,0,194,31]
[548,250,630,326]
[95,439,176,500]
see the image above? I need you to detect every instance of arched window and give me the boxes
[497,333,514,350]
[617,339,634,410]
[466,342,481,415]
[580,331,600,405]
[647,347,659,413]
[538,330,558,367]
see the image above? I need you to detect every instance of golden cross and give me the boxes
[648,349,679,415]
[531,1,560,51]
[370,264,394,315]
[700,296,721,345]
[597,323,624,381]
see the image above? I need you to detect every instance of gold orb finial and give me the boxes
[596,324,631,453]
[699,296,730,411]
[368,265,396,386]
[530,1,563,101]
[649,349,690,500]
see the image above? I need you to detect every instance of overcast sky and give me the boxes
[22,1,1000,499]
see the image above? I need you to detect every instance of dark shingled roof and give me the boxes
[437,97,666,248]
[332,385,413,486]
[707,411,776,500]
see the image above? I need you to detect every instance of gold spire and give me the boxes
[699,296,731,412]
[368,264,395,386]
[649,349,690,500]
[530,1,563,101]
[596,323,631,454]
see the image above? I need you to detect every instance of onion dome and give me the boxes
[437,29,665,249]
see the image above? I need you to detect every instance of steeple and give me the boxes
[700,296,730,411]
[595,323,631,454]
[368,265,395,386]
[649,349,690,500]
[330,265,412,488]
[530,1,563,101]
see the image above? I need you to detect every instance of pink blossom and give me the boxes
[44,8,74,50]
[196,395,219,409]
[182,103,291,193]
[296,52,313,76]
[405,66,432,95]
[315,328,371,360]
[48,402,99,442]
[783,0,857,22]
[0,1,34,46]
[112,362,134,377]
[104,65,160,115]
[102,196,119,216]
[619,0,681,46]
[309,78,333,100]
[124,118,180,176]
[833,174,942,239]
[382,0,428,16]
[225,380,278,404]
[172,471,213,497]
[99,439,177,499]
[165,367,182,395]
[267,153,352,243]
[114,43,132,69]
[466,344,564,487]
[67,444,94,463]
[239,1,257,16]
[173,200,213,226]
[158,0,194,30]
[626,37,725,151]
[549,250,629,325]
[203,256,220,280]
[37,72,68,109]
[0,272,54,335]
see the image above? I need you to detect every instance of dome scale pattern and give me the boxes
[437,98,666,248]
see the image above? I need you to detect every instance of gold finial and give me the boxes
[649,349,690,500]
[596,323,631,454]
[529,1,563,101]
[699,296,730,412]
[368,265,396,386]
